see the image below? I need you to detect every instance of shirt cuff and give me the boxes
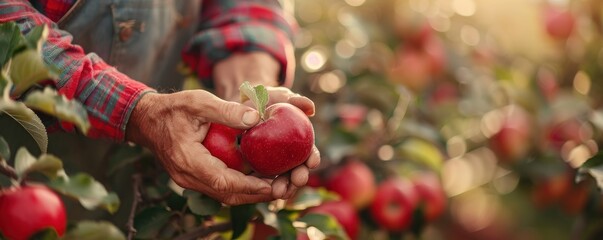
[181,22,292,88]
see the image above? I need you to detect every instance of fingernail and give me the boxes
[243,110,259,126]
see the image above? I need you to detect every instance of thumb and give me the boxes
[195,91,260,129]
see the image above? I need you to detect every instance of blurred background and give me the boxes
[287,0,603,239]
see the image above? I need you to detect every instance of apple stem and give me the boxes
[239,81,269,121]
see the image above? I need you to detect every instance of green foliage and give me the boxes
[24,88,90,133]
[0,136,9,160]
[239,81,269,119]
[297,213,348,240]
[133,207,173,239]
[29,228,59,240]
[183,189,221,216]
[49,173,120,214]
[230,204,256,239]
[62,221,126,240]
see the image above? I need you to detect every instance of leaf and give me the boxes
[183,190,222,216]
[256,203,278,229]
[578,152,603,191]
[26,154,63,179]
[239,81,269,119]
[62,221,126,240]
[1,98,48,153]
[14,147,36,179]
[0,22,23,68]
[49,173,120,213]
[133,206,173,239]
[285,187,339,211]
[230,204,256,240]
[24,25,49,51]
[296,213,348,240]
[9,49,58,96]
[29,228,59,240]
[0,136,9,160]
[24,87,90,134]
[398,138,444,171]
[276,210,297,240]
[181,75,203,90]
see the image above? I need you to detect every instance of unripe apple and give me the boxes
[324,160,376,209]
[411,172,446,222]
[0,185,67,240]
[370,178,420,232]
[303,200,360,240]
[202,123,250,173]
[240,103,314,176]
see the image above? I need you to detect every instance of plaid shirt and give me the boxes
[0,0,294,141]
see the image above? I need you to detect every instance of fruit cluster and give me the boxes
[300,160,447,239]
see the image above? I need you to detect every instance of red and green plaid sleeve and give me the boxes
[0,0,154,141]
[181,0,297,88]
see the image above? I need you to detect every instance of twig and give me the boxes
[127,174,143,240]
[0,157,18,180]
[172,222,232,240]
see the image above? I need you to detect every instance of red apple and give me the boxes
[370,178,420,232]
[202,123,250,173]
[489,106,532,163]
[303,200,360,240]
[324,160,376,209]
[411,172,447,222]
[388,47,433,93]
[240,103,314,176]
[544,5,576,40]
[306,172,323,188]
[337,104,368,131]
[0,185,67,239]
[545,118,585,151]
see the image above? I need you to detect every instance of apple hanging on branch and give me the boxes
[203,82,315,176]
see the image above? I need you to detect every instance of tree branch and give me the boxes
[127,173,143,240]
[172,222,232,240]
[0,156,18,180]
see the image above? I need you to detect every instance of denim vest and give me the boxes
[58,0,201,91]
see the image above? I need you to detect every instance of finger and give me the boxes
[288,96,315,117]
[271,175,290,199]
[186,146,272,195]
[221,192,276,206]
[188,90,260,129]
[290,165,309,187]
[305,146,321,169]
[283,185,299,200]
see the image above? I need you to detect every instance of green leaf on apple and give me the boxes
[24,87,90,134]
[183,189,221,216]
[296,213,348,240]
[0,136,10,160]
[62,221,126,240]
[14,147,37,179]
[48,173,120,214]
[29,227,59,240]
[230,204,256,240]
[134,206,173,239]
[239,81,269,120]
[577,151,603,190]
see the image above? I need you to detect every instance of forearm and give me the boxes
[0,0,154,141]
[182,0,296,89]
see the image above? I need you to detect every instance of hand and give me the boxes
[125,90,275,205]
[247,86,321,200]
[213,52,282,101]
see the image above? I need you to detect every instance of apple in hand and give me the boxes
[240,102,314,176]
[324,160,376,209]
[0,185,67,239]
[202,123,250,173]
[370,178,420,232]
[302,200,360,240]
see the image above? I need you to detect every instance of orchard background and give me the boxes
[3,0,603,239]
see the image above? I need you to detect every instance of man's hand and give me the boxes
[212,52,320,200]
[213,52,281,101]
[125,90,275,205]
